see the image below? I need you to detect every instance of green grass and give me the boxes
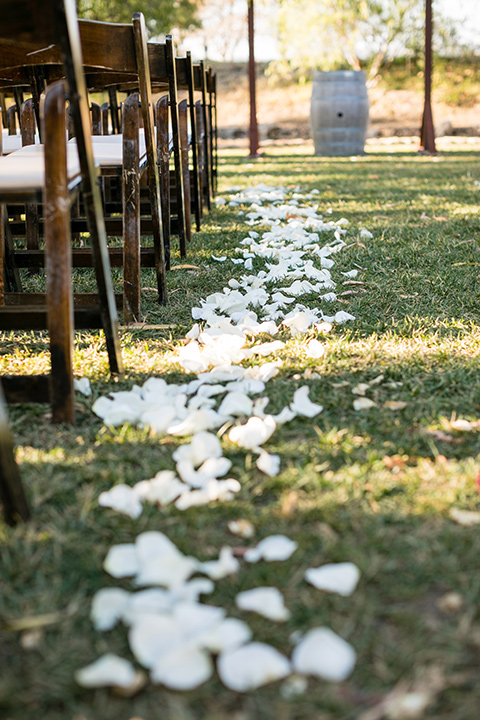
[2,141,480,719]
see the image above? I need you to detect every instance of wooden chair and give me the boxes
[0,14,168,324]
[0,0,123,424]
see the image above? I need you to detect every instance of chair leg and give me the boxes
[179,99,191,243]
[21,100,40,273]
[0,384,30,525]
[156,96,171,272]
[133,12,167,305]
[186,52,201,232]
[122,93,140,324]
[44,82,75,425]
[166,35,187,259]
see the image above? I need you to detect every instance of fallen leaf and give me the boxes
[353,397,376,411]
[227,519,255,539]
[383,401,408,411]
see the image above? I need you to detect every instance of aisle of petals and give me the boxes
[76,184,366,695]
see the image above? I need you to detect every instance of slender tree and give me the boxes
[420,0,436,152]
[248,0,260,157]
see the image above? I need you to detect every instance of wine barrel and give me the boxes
[310,70,369,156]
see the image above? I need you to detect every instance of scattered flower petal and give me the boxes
[292,627,356,681]
[290,386,323,418]
[217,642,291,691]
[245,535,298,563]
[236,587,290,621]
[75,653,136,688]
[256,450,281,477]
[305,562,360,596]
[98,484,143,519]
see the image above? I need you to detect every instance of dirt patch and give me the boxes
[215,64,480,144]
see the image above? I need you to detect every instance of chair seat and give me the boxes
[1,132,41,155]
[0,142,81,195]
[69,133,147,167]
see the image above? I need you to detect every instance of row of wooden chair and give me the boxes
[0,0,218,524]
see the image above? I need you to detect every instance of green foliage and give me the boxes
[76,0,201,35]
[270,0,464,85]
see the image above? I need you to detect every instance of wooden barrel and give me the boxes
[310,70,369,156]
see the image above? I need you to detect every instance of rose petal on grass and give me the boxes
[271,406,297,425]
[228,519,255,538]
[218,392,253,418]
[151,646,213,689]
[74,377,92,396]
[134,531,199,588]
[75,653,136,688]
[129,615,183,668]
[103,544,139,579]
[217,642,291,691]
[98,484,143,519]
[305,562,360,596]
[292,627,356,681]
[236,587,290,621]
[256,450,281,477]
[353,397,376,411]
[449,508,480,526]
[200,546,240,580]
[228,415,277,449]
[133,471,188,506]
[90,588,131,631]
[250,340,285,356]
[305,339,325,359]
[245,535,298,563]
[290,386,323,418]
[202,617,252,653]
[334,311,355,323]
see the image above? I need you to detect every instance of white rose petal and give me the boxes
[103,544,139,579]
[245,535,298,563]
[90,588,131,631]
[151,646,213,689]
[74,377,92,396]
[228,415,277,449]
[290,386,323,418]
[75,653,136,688]
[236,587,290,621]
[218,392,253,418]
[256,450,281,477]
[200,546,240,580]
[217,642,291,692]
[202,617,252,654]
[133,471,188,506]
[98,484,143,519]
[305,339,325,359]
[449,508,480,526]
[305,562,361,596]
[292,627,356,681]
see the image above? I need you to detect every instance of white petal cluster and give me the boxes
[78,182,365,695]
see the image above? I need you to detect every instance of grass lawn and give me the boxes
[1,139,480,720]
